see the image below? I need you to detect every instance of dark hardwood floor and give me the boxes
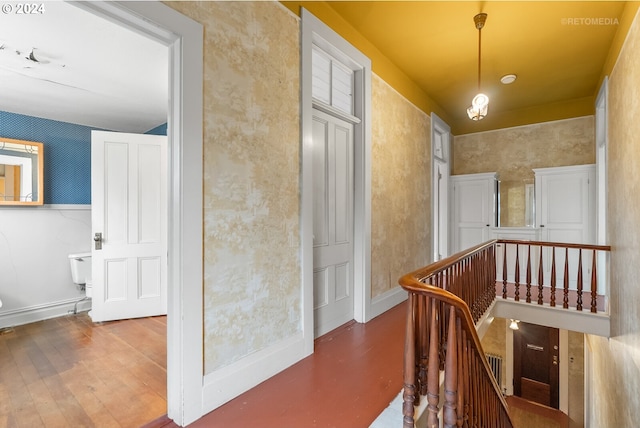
[0,313,167,427]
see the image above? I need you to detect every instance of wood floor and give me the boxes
[0,313,167,427]
[148,302,408,428]
[507,396,570,428]
[0,304,573,428]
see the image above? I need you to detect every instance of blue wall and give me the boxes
[0,112,167,205]
[0,111,94,204]
[146,123,168,136]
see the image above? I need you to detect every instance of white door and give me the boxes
[451,173,497,253]
[91,130,167,322]
[312,110,354,337]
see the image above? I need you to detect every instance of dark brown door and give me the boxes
[513,322,559,408]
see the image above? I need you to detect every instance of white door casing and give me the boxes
[433,160,448,261]
[431,113,451,261]
[74,2,204,425]
[312,110,354,338]
[91,130,167,322]
[301,8,373,353]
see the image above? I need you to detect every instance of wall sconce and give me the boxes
[509,319,520,330]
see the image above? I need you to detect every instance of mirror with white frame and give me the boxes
[0,137,44,205]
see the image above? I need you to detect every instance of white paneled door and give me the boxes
[312,110,354,338]
[90,130,167,322]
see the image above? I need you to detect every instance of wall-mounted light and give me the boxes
[509,319,520,330]
[467,13,489,121]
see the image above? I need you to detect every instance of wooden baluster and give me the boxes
[576,248,583,311]
[550,247,557,307]
[439,301,446,370]
[514,244,520,301]
[418,295,428,398]
[462,331,470,428]
[563,248,570,309]
[456,318,464,428]
[467,345,475,427]
[526,244,532,303]
[502,243,508,299]
[591,249,598,313]
[537,245,544,305]
[403,293,417,428]
[426,298,440,428]
[444,306,458,428]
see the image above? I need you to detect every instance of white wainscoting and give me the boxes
[0,205,91,328]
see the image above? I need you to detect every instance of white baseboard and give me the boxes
[369,286,407,321]
[202,332,307,413]
[0,297,92,328]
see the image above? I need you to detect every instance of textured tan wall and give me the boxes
[587,8,640,427]
[165,1,433,373]
[167,1,301,373]
[452,117,595,226]
[371,75,431,298]
[480,318,507,391]
[568,331,584,428]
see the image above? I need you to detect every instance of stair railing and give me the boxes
[399,241,513,428]
[496,240,611,313]
[398,238,611,427]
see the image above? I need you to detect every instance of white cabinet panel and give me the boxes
[451,172,498,253]
[534,165,596,289]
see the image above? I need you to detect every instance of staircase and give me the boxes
[398,239,610,427]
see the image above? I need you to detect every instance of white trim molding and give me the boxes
[301,9,373,349]
[202,334,306,412]
[71,2,204,425]
[0,298,92,328]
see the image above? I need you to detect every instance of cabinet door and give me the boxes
[452,173,496,253]
[536,166,594,244]
[535,165,595,289]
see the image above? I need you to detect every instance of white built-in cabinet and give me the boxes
[451,172,498,253]
[534,164,596,245]
[534,164,596,289]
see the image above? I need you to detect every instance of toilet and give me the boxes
[68,252,93,298]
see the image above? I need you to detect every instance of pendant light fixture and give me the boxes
[467,13,489,121]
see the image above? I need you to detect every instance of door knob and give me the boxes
[94,232,103,250]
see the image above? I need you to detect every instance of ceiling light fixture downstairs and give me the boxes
[467,13,489,121]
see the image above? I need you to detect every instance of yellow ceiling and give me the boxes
[284,1,635,134]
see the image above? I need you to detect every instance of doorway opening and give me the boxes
[513,321,560,409]
[74,2,204,425]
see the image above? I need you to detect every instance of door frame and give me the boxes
[72,2,203,425]
[506,324,570,414]
[513,322,560,409]
[301,9,372,354]
[431,113,451,261]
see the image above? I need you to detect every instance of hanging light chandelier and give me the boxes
[467,13,489,121]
